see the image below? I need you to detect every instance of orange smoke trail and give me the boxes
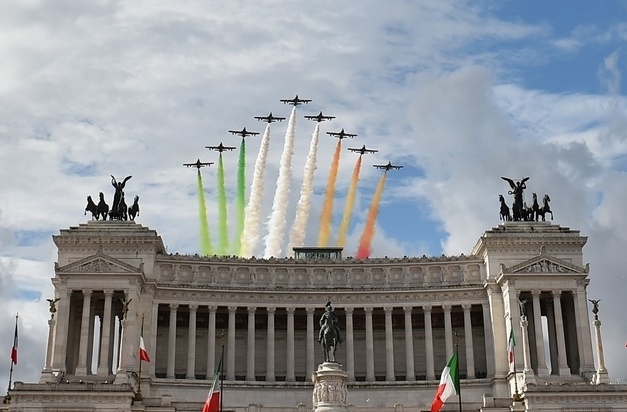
[337,155,362,247]
[317,140,342,246]
[356,172,387,259]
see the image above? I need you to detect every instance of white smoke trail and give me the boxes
[264,107,297,258]
[288,123,320,250]
[241,124,272,257]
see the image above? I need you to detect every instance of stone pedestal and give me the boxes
[592,319,609,384]
[313,362,349,412]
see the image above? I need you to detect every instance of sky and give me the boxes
[1,0,627,389]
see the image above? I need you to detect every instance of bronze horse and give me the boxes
[320,322,339,363]
[498,195,511,221]
[536,194,553,221]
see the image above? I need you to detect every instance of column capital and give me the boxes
[208,305,218,312]
[267,307,276,314]
[82,289,93,297]
[344,306,354,315]
[364,307,374,314]
[383,307,394,314]
[552,290,562,298]
[103,289,114,296]
[305,307,315,314]
[247,306,257,314]
[228,306,238,313]
[461,303,472,311]
[189,304,198,312]
[422,304,432,312]
[531,290,542,298]
[286,307,296,314]
[403,306,413,314]
[442,304,452,312]
[169,303,179,311]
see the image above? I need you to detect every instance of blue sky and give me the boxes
[1,0,627,388]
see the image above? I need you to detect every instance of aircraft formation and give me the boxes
[184,95,404,259]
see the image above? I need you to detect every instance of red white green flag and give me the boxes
[139,318,150,362]
[10,316,18,365]
[202,356,222,412]
[508,328,516,366]
[430,353,459,412]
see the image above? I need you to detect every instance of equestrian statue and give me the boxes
[318,301,342,363]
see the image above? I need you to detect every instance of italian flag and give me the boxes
[10,317,18,365]
[202,356,222,412]
[139,335,150,362]
[430,353,459,412]
[508,328,516,366]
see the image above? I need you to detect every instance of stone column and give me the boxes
[443,305,453,360]
[186,305,198,379]
[40,315,57,383]
[344,307,355,382]
[592,318,609,384]
[364,307,375,382]
[403,306,415,382]
[480,302,494,378]
[575,286,596,376]
[462,304,475,379]
[115,317,128,383]
[227,306,237,381]
[149,302,159,377]
[51,289,72,372]
[384,307,395,381]
[423,305,435,380]
[167,304,178,379]
[286,307,295,382]
[266,307,276,382]
[97,289,114,376]
[552,291,570,376]
[76,290,92,376]
[520,315,536,384]
[306,307,315,379]
[486,282,507,381]
[247,307,256,382]
[530,291,549,376]
[207,306,217,378]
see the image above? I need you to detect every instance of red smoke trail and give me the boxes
[356,172,388,259]
[317,139,342,246]
[337,155,362,247]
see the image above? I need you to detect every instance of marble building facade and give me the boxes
[5,220,627,411]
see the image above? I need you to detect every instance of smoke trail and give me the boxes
[317,139,342,246]
[216,154,229,255]
[196,169,213,255]
[337,155,362,247]
[233,138,246,255]
[288,123,321,250]
[356,172,388,259]
[264,107,297,258]
[241,125,271,257]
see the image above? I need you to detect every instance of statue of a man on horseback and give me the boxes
[318,301,342,363]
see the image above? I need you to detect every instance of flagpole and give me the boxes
[220,330,225,412]
[454,329,462,412]
[509,317,520,401]
[5,314,18,404]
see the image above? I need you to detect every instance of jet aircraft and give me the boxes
[327,129,357,139]
[183,159,214,169]
[348,145,378,155]
[254,112,286,123]
[373,161,403,170]
[280,95,312,106]
[205,142,236,152]
[228,127,260,138]
[304,111,335,122]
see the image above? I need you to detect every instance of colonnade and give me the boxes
[149,302,492,383]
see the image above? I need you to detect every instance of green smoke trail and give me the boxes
[217,154,229,255]
[196,169,213,255]
[233,138,246,255]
